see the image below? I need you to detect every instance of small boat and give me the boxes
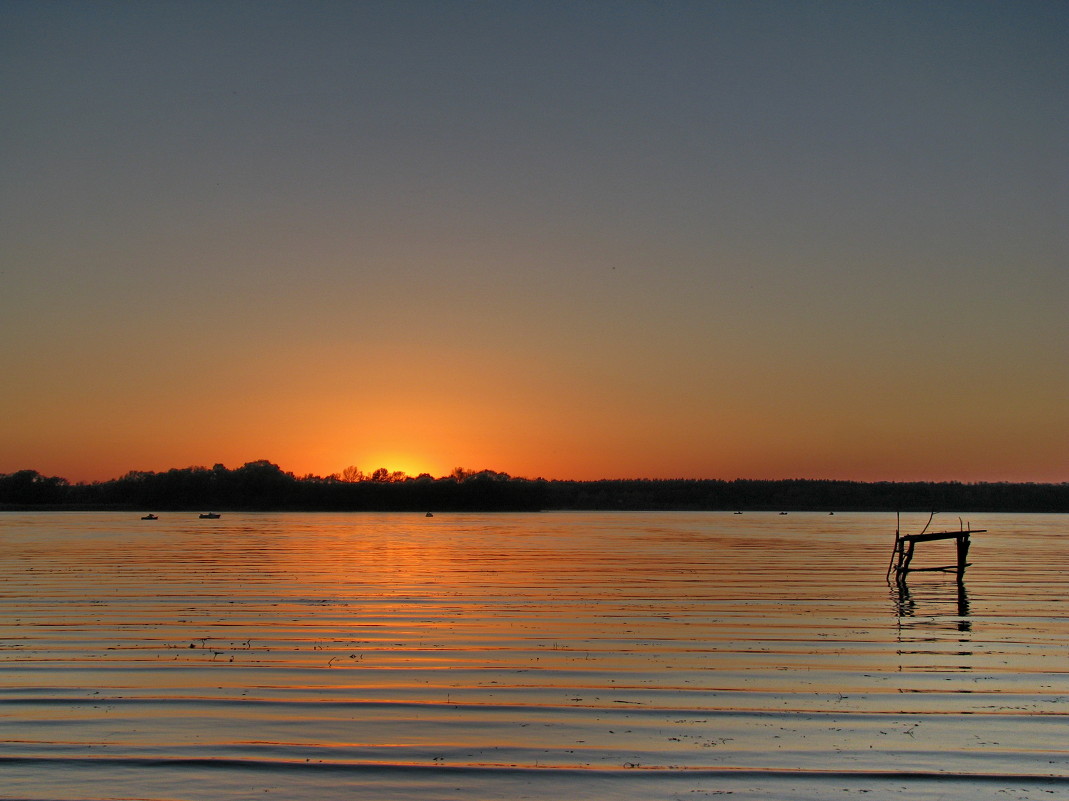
[141,514,158,520]
[199,512,221,519]
[425,512,434,517]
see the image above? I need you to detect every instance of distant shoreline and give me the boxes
[2,466,1067,515]
[2,505,1068,514]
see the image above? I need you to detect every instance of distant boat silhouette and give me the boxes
[141,514,158,520]
[779,511,788,515]
[734,511,743,515]
[425,512,434,517]
[199,512,221,519]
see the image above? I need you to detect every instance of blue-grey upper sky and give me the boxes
[2,1,1066,482]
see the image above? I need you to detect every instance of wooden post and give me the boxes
[901,539,916,578]
[886,511,902,580]
[955,534,970,582]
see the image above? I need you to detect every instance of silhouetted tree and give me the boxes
[2,464,1067,512]
[0,470,69,505]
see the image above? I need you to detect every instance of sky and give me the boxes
[2,0,1066,485]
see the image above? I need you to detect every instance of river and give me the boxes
[1,511,1065,800]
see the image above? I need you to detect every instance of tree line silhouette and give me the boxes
[1,461,1067,512]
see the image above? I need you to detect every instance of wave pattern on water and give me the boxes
[0,511,1066,800]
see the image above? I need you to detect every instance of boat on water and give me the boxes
[141,514,158,520]
[199,512,221,519]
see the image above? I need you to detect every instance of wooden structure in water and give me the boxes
[887,514,985,583]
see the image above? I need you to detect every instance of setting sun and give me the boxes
[340,451,437,480]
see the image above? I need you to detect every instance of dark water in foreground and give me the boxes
[0,511,1065,800]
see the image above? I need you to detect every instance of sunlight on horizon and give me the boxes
[343,455,435,480]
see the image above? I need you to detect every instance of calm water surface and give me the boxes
[0,511,1065,800]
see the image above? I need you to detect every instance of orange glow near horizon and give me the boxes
[2,370,1068,486]
[2,372,1068,486]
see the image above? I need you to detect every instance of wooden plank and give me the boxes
[900,529,985,543]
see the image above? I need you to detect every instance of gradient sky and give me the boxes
[2,1,1066,484]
